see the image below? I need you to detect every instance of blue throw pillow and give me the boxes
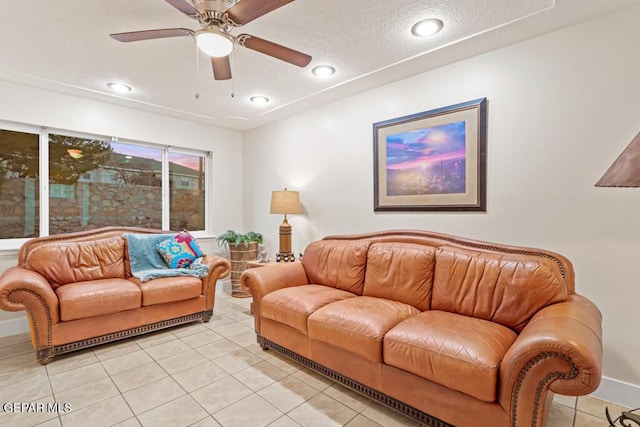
[156,230,204,269]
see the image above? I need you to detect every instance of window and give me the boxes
[0,123,210,242]
[50,184,75,199]
[0,129,40,239]
[169,152,205,231]
[49,136,166,234]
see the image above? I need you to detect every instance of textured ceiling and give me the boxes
[0,0,639,131]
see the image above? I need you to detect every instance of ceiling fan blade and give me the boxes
[211,56,232,80]
[164,0,199,18]
[238,34,311,67]
[110,28,194,42]
[227,0,294,25]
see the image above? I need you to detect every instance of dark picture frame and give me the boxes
[373,98,487,212]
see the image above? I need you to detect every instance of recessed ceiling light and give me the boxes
[411,18,444,37]
[106,82,132,93]
[312,65,336,78]
[249,95,269,105]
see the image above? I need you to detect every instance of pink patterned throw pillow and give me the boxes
[156,230,204,268]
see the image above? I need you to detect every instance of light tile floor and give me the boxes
[0,287,632,427]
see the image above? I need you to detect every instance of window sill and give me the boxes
[0,248,19,261]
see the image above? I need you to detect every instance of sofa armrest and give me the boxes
[199,255,231,309]
[0,266,60,350]
[240,262,309,334]
[498,294,602,427]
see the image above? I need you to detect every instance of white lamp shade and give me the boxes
[195,30,234,57]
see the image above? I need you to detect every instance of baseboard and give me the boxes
[217,278,231,293]
[0,316,29,338]
[592,376,640,409]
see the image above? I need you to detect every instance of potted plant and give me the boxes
[216,230,263,249]
[216,230,263,297]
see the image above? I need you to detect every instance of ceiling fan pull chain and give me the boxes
[230,55,235,98]
[194,43,201,99]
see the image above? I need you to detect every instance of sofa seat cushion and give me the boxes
[308,296,420,363]
[262,284,356,334]
[130,276,202,306]
[384,310,517,402]
[55,279,141,321]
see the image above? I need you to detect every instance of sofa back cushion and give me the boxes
[24,236,126,289]
[302,240,370,295]
[432,246,567,331]
[363,242,435,311]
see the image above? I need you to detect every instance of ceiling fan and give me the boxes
[110,0,312,81]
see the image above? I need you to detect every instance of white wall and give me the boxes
[0,80,243,327]
[243,6,640,406]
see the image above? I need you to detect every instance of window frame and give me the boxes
[0,121,212,250]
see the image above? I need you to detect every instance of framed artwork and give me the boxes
[373,98,487,211]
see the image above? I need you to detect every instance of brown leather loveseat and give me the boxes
[241,230,602,427]
[0,227,230,364]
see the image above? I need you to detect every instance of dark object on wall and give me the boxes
[373,98,487,211]
[596,130,640,187]
[596,133,640,425]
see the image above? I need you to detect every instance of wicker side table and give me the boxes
[229,242,258,298]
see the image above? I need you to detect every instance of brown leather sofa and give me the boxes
[241,230,602,427]
[0,227,230,365]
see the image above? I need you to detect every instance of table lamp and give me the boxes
[270,188,301,262]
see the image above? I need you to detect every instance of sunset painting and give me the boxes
[386,121,466,196]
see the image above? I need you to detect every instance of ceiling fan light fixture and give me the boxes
[411,18,444,37]
[249,95,270,105]
[195,28,235,57]
[311,65,336,78]
[106,82,132,93]
[67,149,83,159]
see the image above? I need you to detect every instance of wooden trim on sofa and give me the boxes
[511,351,578,427]
[257,335,454,427]
[37,310,213,364]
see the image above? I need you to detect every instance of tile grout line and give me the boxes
[44,358,65,427]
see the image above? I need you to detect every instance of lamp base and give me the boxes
[275,252,296,262]
[277,217,295,262]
